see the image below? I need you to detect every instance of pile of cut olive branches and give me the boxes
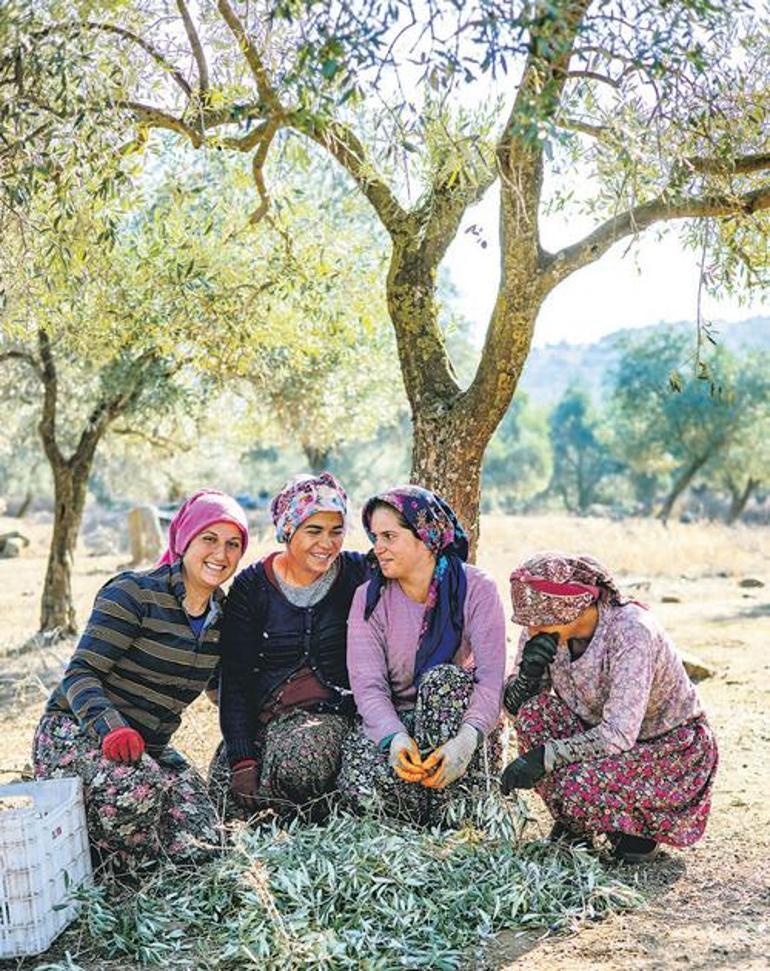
[44,797,642,970]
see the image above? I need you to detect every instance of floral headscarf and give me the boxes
[270,472,348,543]
[509,551,625,627]
[157,490,249,566]
[362,484,469,682]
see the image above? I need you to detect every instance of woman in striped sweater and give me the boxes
[32,490,248,872]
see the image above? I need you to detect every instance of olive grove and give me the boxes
[4,0,770,551]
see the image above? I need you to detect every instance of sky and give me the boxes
[445,186,770,350]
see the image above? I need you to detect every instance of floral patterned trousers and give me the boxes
[338,664,502,826]
[516,693,719,847]
[208,708,353,822]
[33,714,219,870]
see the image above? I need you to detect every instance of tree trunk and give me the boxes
[40,460,91,634]
[11,489,33,518]
[302,443,333,475]
[727,476,760,525]
[658,454,711,524]
[410,410,487,557]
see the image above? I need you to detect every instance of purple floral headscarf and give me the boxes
[362,484,468,682]
[510,551,624,627]
[270,472,348,543]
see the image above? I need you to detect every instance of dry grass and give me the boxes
[476,513,770,584]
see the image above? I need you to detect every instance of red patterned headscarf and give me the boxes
[510,551,623,627]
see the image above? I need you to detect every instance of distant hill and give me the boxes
[518,316,770,407]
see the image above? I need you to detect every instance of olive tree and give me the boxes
[609,332,770,523]
[5,0,770,548]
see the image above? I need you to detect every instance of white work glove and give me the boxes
[388,732,425,783]
[421,724,479,789]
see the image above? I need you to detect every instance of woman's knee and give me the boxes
[418,663,472,698]
[515,692,575,744]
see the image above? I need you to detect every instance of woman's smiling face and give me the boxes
[182,521,244,594]
[285,511,345,583]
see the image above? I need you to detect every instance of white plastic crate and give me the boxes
[0,777,92,958]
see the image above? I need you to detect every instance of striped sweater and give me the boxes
[45,561,224,753]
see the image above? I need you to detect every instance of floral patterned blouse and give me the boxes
[513,601,704,770]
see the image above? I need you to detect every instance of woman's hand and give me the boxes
[101,727,145,763]
[500,745,546,792]
[231,759,259,806]
[519,632,559,678]
[421,724,478,789]
[389,733,426,782]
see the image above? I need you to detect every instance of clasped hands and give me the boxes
[389,724,478,790]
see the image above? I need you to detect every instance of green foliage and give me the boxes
[50,806,641,969]
[482,394,552,511]
[548,386,624,514]
[609,330,770,518]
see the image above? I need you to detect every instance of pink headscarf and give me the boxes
[157,490,249,566]
[509,551,624,627]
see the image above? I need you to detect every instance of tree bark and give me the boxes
[410,409,488,555]
[40,459,91,634]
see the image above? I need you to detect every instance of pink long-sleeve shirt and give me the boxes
[513,601,704,769]
[347,565,507,745]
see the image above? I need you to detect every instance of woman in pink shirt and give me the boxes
[339,485,506,825]
[501,552,718,862]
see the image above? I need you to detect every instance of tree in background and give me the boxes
[244,168,403,472]
[7,0,770,549]
[0,189,202,632]
[0,136,411,629]
[482,394,551,511]
[0,150,271,632]
[548,386,622,514]
[707,403,770,524]
[609,332,770,523]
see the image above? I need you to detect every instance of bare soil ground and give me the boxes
[1,512,768,970]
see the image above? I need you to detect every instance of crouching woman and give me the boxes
[32,490,248,869]
[210,472,369,821]
[501,552,718,862]
[339,485,506,825]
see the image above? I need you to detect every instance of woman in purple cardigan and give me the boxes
[339,485,506,825]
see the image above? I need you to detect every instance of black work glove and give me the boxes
[500,745,546,793]
[503,632,558,716]
[518,632,559,679]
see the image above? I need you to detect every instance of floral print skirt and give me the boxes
[32,713,219,871]
[208,708,353,823]
[516,693,718,846]
[338,664,502,826]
